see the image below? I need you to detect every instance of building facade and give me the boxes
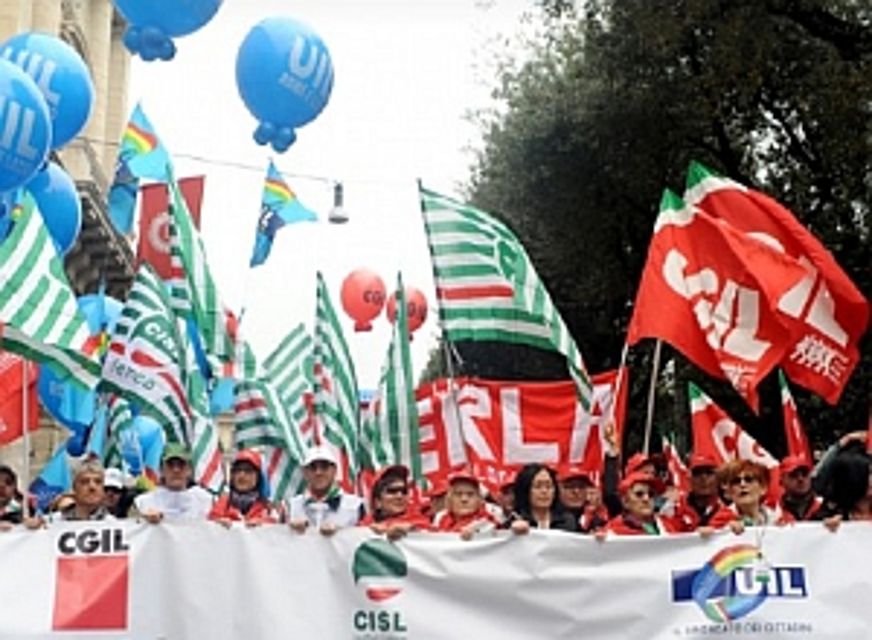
[0,0,135,481]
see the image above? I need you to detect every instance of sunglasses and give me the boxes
[730,474,760,487]
[630,489,652,499]
[691,467,716,477]
[382,484,409,496]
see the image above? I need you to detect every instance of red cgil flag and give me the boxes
[777,370,813,463]
[136,176,204,280]
[0,352,39,446]
[627,190,808,411]
[684,162,869,404]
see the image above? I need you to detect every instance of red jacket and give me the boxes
[208,494,277,525]
[605,513,682,536]
[361,511,432,531]
[707,503,794,529]
[436,507,499,533]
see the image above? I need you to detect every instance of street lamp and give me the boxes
[328,182,348,224]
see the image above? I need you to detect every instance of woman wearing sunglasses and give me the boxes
[708,460,792,534]
[362,465,431,540]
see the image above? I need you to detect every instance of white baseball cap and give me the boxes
[303,445,337,468]
[104,467,124,490]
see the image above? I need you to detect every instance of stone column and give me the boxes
[104,14,130,170]
[31,0,62,35]
[0,0,30,41]
[86,0,113,179]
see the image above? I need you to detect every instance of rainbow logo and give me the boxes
[122,122,157,155]
[672,543,808,623]
[263,177,293,203]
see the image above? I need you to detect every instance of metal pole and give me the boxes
[21,359,31,516]
[642,340,662,455]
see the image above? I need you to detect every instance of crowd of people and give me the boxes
[0,430,868,540]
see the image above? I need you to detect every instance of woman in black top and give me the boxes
[506,463,578,534]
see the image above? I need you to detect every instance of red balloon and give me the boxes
[386,286,428,338]
[340,268,386,332]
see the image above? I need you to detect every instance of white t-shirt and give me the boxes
[134,486,214,521]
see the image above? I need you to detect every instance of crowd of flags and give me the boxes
[0,103,868,511]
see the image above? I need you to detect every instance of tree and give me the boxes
[465,0,871,454]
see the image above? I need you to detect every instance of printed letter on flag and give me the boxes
[684,162,869,404]
[627,190,808,411]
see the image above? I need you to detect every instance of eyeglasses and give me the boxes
[382,484,408,496]
[730,474,760,487]
[630,489,652,499]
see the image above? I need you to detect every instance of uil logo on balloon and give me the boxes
[0,58,52,191]
[236,18,334,152]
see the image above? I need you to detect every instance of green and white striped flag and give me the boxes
[0,196,100,389]
[360,273,423,484]
[419,186,593,408]
[101,264,190,445]
[313,272,361,479]
[183,331,224,493]
[235,378,308,499]
[103,395,134,470]
[166,167,243,376]
[263,322,314,439]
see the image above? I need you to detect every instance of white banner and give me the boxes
[1,521,870,639]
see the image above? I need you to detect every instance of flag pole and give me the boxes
[604,342,630,457]
[21,359,31,516]
[642,339,662,455]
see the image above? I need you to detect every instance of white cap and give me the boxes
[104,467,124,490]
[303,445,337,468]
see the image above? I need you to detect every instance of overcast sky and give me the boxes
[128,0,535,387]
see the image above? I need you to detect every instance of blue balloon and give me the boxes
[113,0,223,61]
[0,58,51,190]
[25,161,82,255]
[236,18,334,153]
[77,293,124,336]
[66,430,87,457]
[38,365,95,432]
[133,415,164,454]
[209,377,235,415]
[0,33,94,148]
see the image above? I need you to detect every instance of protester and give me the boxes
[209,450,277,527]
[494,473,516,521]
[103,467,138,518]
[673,454,724,530]
[26,460,113,527]
[578,482,610,533]
[506,463,577,534]
[0,465,22,529]
[816,447,871,531]
[135,443,213,523]
[421,479,449,521]
[361,464,430,540]
[558,465,594,523]
[779,455,823,521]
[436,471,500,539]
[602,471,680,536]
[709,461,792,533]
[287,445,364,535]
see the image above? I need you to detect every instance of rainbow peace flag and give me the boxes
[117,104,171,181]
[250,161,318,267]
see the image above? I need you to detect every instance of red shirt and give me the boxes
[208,494,277,524]
[436,507,499,533]
[361,511,432,530]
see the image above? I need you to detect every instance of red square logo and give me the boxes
[52,555,129,631]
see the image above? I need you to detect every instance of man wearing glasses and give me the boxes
[600,471,682,536]
[287,445,364,535]
[673,454,724,531]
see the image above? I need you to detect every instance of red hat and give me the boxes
[688,454,719,470]
[780,455,812,475]
[232,449,263,472]
[447,470,479,487]
[618,471,665,496]
[557,465,594,484]
[425,478,449,498]
[625,453,652,474]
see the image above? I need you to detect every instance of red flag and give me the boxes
[0,352,39,446]
[627,190,807,411]
[688,382,778,469]
[661,436,690,494]
[685,162,869,404]
[778,370,813,463]
[136,176,204,280]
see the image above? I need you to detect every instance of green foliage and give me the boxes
[466,0,871,454]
